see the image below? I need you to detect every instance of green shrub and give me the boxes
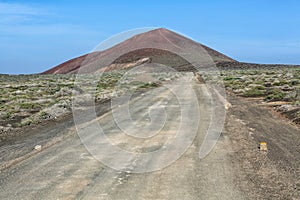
[139,82,159,89]
[254,85,266,90]
[273,80,288,86]
[19,102,41,110]
[243,88,265,97]
[40,111,49,119]
[290,80,299,86]
[20,119,33,126]
[265,89,286,101]
[2,112,11,120]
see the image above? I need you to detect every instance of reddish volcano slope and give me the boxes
[42,28,236,74]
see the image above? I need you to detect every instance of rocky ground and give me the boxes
[220,68,300,125]
[1,68,299,142]
[0,71,179,142]
[0,74,75,130]
[226,95,300,199]
[0,70,299,199]
[1,68,299,133]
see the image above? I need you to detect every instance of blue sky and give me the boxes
[1,0,300,74]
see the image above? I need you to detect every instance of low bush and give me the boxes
[243,88,266,97]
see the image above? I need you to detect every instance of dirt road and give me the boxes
[0,74,299,199]
[0,74,243,200]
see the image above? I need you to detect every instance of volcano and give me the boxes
[42,28,236,74]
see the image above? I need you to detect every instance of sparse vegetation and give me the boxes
[222,68,300,101]
[1,68,299,130]
[0,72,177,131]
[139,82,159,89]
[0,74,77,129]
[243,87,266,97]
[221,68,300,124]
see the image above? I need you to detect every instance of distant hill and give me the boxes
[42,28,237,74]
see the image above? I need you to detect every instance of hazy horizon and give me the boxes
[1,0,300,74]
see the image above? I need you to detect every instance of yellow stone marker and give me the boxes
[260,142,268,151]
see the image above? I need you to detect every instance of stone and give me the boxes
[34,145,42,151]
[260,142,268,151]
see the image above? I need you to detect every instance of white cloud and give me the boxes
[0,2,98,36]
[1,23,98,36]
[0,2,42,15]
[0,14,31,24]
[0,2,50,27]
